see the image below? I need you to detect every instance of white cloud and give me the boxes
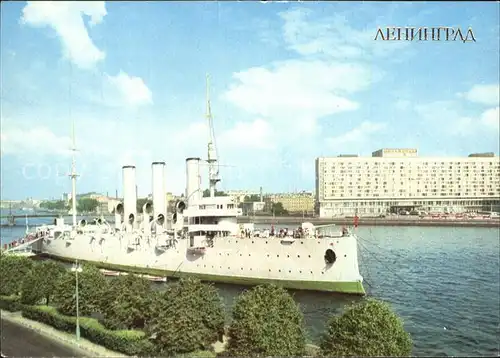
[104,71,153,107]
[394,99,411,111]
[21,1,107,70]
[462,84,500,106]
[219,119,274,149]
[0,118,72,157]
[480,107,499,131]
[223,59,380,136]
[416,100,499,136]
[279,8,409,60]
[326,121,387,148]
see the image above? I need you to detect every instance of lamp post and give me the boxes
[71,260,83,340]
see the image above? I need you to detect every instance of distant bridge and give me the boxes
[0,213,113,226]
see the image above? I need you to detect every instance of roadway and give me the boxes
[0,317,84,357]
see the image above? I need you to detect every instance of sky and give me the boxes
[1,1,499,200]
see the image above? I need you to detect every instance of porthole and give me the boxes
[240,254,242,256]
[288,270,291,273]
[241,268,243,270]
[269,269,271,272]
[287,255,290,258]
[308,255,311,258]
[228,267,230,269]
[301,241,304,244]
[324,249,337,265]
[266,241,268,244]
[297,255,300,258]
[252,241,254,244]
[310,271,313,274]
[249,254,251,256]
[299,270,302,273]
[279,270,281,272]
[277,255,280,258]
[236,241,238,244]
[267,254,270,257]
[344,254,347,258]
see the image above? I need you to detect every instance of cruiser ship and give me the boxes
[12,76,365,295]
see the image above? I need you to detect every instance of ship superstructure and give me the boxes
[24,76,365,295]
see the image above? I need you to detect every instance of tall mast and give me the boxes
[69,118,79,227]
[206,73,220,198]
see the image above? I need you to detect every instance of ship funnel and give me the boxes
[114,202,123,231]
[142,202,152,235]
[122,165,137,232]
[151,161,167,227]
[186,157,201,206]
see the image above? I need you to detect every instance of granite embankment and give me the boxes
[237,216,500,228]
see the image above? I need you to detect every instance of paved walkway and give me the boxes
[1,310,127,357]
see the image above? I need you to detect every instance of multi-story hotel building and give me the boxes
[315,149,500,217]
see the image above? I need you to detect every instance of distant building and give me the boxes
[226,190,260,204]
[240,201,266,215]
[315,148,500,217]
[266,192,315,214]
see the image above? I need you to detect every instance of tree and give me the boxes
[146,277,225,356]
[0,255,33,296]
[320,298,413,357]
[271,202,288,216]
[203,189,227,197]
[77,198,100,213]
[39,200,68,211]
[223,284,306,357]
[54,263,107,317]
[100,274,154,330]
[21,260,66,305]
[244,195,260,202]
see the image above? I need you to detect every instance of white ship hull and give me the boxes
[35,231,365,294]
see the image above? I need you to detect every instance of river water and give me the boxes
[1,212,499,356]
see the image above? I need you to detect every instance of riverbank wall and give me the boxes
[238,216,500,228]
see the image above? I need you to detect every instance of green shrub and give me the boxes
[320,298,413,357]
[22,305,154,356]
[0,255,33,296]
[0,295,23,312]
[146,277,225,356]
[223,284,306,357]
[179,350,217,357]
[100,273,154,330]
[21,260,66,305]
[54,263,108,316]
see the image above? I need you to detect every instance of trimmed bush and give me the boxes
[0,255,33,296]
[320,298,413,357]
[22,305,154,356]
[223,284,306,357]
[100,273,154,330]
[54,263,108,317]
[21,260,66,305]
[0,295,23,312]
[146,277,225,356]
